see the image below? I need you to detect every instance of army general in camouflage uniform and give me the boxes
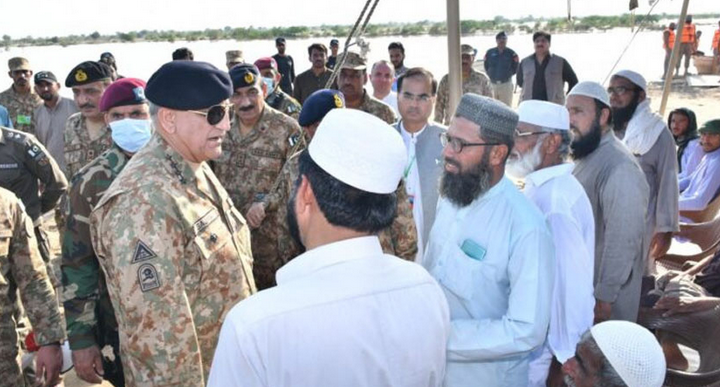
[435,44,492,125]
[267,90,418,270]
[0,186,65,387]
[90,61,255,386]
[254,57,302,120]
[0,58,42,135]
[337,51,397,125]
[63,61,115,181]
[62,78,152,387]
[214,63,300,290]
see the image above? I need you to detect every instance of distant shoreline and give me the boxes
[2,12,718,50]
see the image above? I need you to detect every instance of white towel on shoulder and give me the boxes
[622,99,666,156]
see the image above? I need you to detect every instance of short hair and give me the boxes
[540,128,571,159]
[397,67,438,96]
[308,43,328,56]
[686,15,693,23]
[595,100,613,126]
[533,31,552,42]
[172,48,194,61]
[579,331,626,387]
[388,42,405,54]
[371,60,395,75]
[297,151,397,233]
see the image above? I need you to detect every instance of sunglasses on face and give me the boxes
[187,103,232,126]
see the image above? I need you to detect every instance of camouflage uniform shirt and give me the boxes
[266,88,301,120]
[0,187,65,386]
[214,104,300,290]
[90,133,256,386]
[62,144,128,351]
[435,69,492,125]
[355,90,397,125]
[267,150,418,266]
[0,86,42,135]
[64,112,113,180]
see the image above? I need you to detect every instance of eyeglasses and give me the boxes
[606,86,636,96]
[440,132,500,153]
[187,103,232,126]
[514,129,547,138]
[400,92,432,103]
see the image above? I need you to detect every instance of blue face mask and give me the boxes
[109,118,152,153]
[262,77,275,91]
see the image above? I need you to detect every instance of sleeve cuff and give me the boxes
[594,284,620,304]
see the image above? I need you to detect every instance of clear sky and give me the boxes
[2,0,717,39]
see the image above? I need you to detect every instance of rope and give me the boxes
[601,0,661,85]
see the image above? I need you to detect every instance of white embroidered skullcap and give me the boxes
[613,69,648,92]
[591,321,666,387]
[517,100,569,131]
[567,81,611,108]
[309,109,406,194]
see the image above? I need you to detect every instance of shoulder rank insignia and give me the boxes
[131,240,157,263]
[75,69,88,82]
[138,263,161,292]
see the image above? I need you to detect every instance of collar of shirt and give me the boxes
[276,236,383,284]
[399,120,427,143]
[524,163,574,190]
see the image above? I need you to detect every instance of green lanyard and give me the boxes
[403,154,416,179]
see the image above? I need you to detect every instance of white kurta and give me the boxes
[422,177,555,387]
[679,146,720,212]
[679,138,704,181]
[208,236,450,387]
[523,164,595,386]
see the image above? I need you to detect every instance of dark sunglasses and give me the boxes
[187,103,232,126]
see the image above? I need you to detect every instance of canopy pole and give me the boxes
[446,0,462,118]
[659,0,690,116]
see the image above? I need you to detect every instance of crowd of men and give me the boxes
[1,29,719,387]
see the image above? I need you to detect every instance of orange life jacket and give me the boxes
[664,28,676,49]
[680,23,696,44]
[712,29,720,50]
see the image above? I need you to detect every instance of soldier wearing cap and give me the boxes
[213,63,299,290]
[272,37,295,95]
[0,57,43,134]
[422,94,554,386]
[89,61,256,385]
[0,186,66,387]
[225,50,243,70]
[33,71,79,172]
[0,109,68,287]
[293,43,333,105]
[337,51,397,124]
[435,44,492,126]
[62,78,153,386]
[265,89,417,281]
[326,39,339,69]
[63,61,115,180]
[254,57,301,120]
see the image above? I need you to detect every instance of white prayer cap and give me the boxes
[613,69,648,92]
[308,109,406,194]
[517,100,569,131]
[567,81,610,108]
[591,321,666,387]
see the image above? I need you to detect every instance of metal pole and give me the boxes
[659,0,690,116]
[446,0,462,119]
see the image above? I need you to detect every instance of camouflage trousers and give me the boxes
[0,308,26,387]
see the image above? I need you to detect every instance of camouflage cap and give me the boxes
[8,57,31,72]
[461,44,476,56]
[698,119,720,135]
[338,51,366,70]
[454,93,518,137]
[226,50,244,66]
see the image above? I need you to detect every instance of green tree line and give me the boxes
[2,13,719,49]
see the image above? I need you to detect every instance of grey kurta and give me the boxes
[617,127,679,248]
[573,130,649,322]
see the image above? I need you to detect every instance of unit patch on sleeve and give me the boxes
[131,240,158,264]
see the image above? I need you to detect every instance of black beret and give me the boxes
[298,89,345,127]
[145,61,232,110]
[65,61,113,87]
[229,63,261,90]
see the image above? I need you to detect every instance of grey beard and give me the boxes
[439,151,492,207]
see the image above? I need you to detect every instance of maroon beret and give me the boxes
[99,78,147,112]
[254,57,278,71]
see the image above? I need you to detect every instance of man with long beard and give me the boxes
[422,94,554,386]
[609,70,678,261]
[567,82,648,323]
[507,100,595,387]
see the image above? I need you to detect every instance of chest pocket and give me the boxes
[193,209,231,260]
[65,144,85,167]
[251,148,283,172]
[435,243,496,301]
[0,166,21,185]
